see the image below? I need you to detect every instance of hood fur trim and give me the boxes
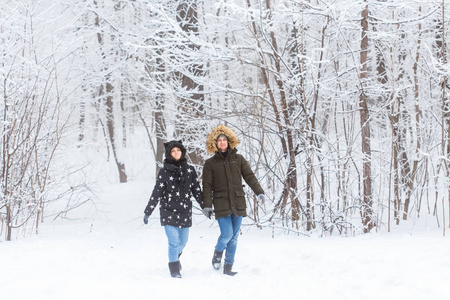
[206,125,239,154]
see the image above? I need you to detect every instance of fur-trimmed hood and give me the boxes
[206,125,239,154]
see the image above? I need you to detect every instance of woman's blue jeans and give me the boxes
[215,213,243,266]
[164,225,189,262]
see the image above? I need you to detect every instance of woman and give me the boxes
[143,140,203,278]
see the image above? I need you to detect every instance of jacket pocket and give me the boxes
[234,190,246,210]
[212,191,228,211]
[235,190,244,197]
[213,191,227,198]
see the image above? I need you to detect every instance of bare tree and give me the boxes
[359,3,374,233]
[1,2,72,240]
[437,0,449,232]
[92,0,127,182]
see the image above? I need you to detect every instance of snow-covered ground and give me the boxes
[1,181,449,300]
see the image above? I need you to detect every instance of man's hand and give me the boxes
[257,194,265,205]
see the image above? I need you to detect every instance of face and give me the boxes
[217,137,228,152]
[170,147,182,161]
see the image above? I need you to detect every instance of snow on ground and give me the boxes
[1,181,449,300]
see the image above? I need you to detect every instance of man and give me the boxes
[202,125,265,276]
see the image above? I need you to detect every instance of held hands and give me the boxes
[257,194,265,205]
[143,214,150,224]
[202,207,214,219]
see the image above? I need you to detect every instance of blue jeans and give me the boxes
[215,213,243,266]
[164,225,189,262]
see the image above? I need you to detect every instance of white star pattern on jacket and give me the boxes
[144,162,203,228]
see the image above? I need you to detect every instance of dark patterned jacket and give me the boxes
[144,160,203,228]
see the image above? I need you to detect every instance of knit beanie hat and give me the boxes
[217,134,228,141]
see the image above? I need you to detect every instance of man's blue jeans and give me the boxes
[215,213,243,266]
[164,225,189,262]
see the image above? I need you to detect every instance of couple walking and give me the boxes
[143,125,265,278]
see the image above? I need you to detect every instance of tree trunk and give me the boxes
[153,43,167,175]
[410,6,422,220]
[155,96,165,176]
[93,1,127,183]
[176,0,204,165]
[264,0,300,226]
[105,82,127,183]
[6,205,12,241]
[359,4,374,233]
[78,98,85,145]
[440,0,450,231]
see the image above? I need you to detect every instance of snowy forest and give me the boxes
[1,0,450,242]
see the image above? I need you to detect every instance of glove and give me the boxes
[257,194,265,205]
[143,214,150,224]
[202,207,213,219]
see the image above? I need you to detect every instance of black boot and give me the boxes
[178,252,182,270]
[168,261,182,278]
[223,264,237,276]
[212,249,223,270]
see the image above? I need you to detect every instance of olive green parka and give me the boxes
[202,125,264,219]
